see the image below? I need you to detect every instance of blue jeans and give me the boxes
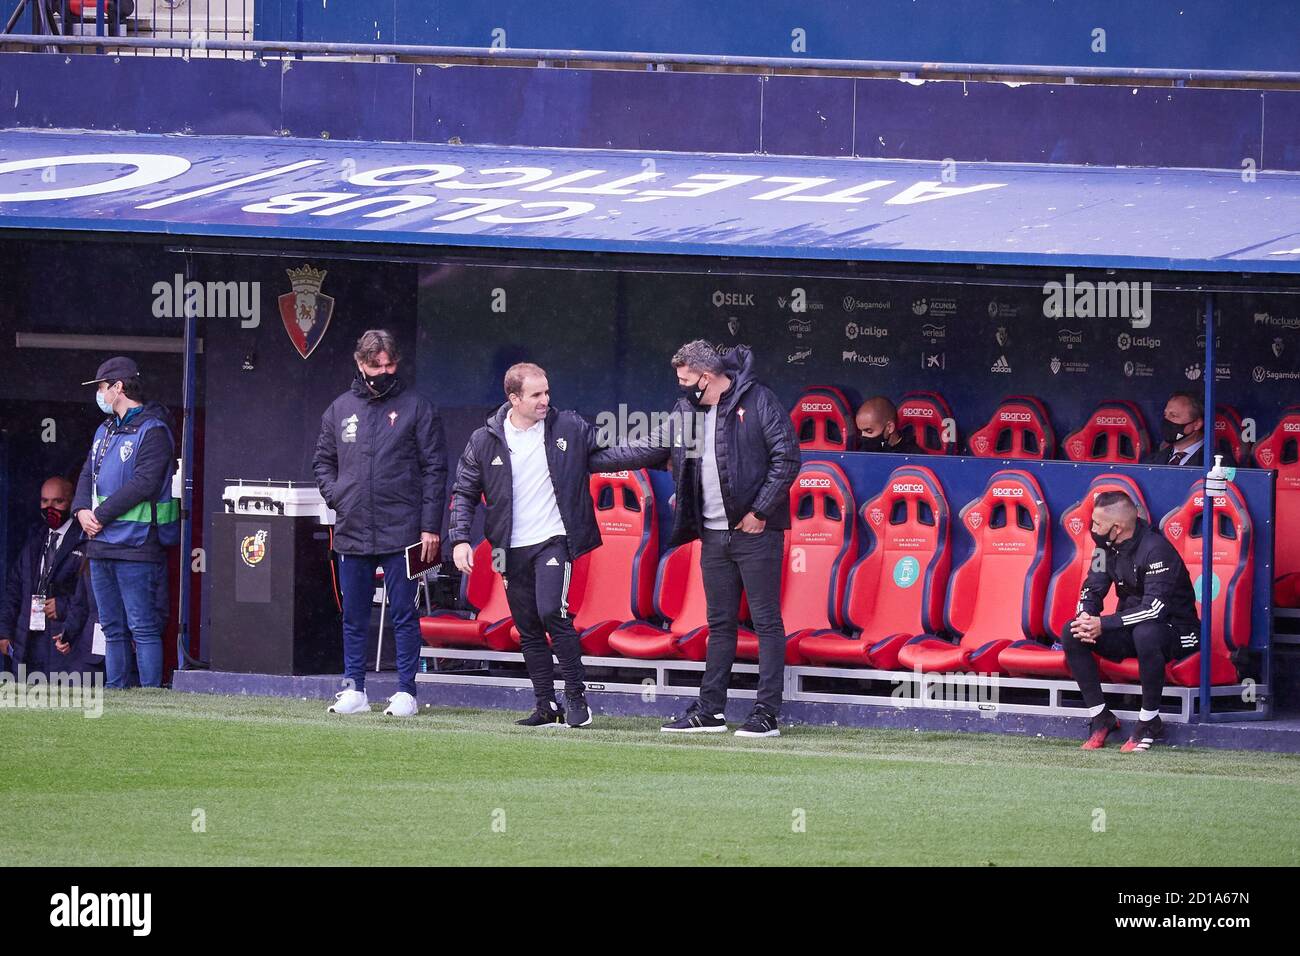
[337,552,421,697]
[91,559,165,689]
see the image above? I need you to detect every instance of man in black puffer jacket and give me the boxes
[592,341,800,738]
[449,362,614,729]
[313,330,447,718]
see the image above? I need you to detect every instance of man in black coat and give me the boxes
[313,330,447,718]
[0,477,86,677]
[592,341,801,738]
[1142,391,1233,467]
[1064,490,1201,753]
[449,363,612,729]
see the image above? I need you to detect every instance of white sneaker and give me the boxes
[328,689,370,714]
[383,692,418,717]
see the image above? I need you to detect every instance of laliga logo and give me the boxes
[801,402,834,413]
[1068,517,1085,535]
[1000,412,1033,423]
[990,487,1025,498]
[868,507,885,526]
[800,477,832,488]
[892,483,925,494]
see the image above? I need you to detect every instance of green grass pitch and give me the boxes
[3,691,1297,866]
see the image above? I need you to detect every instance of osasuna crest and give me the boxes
[1273,337,1285,358]
[279,265,334,359]
[1167,521,1183,540]
[868,507,885,527]
[727,316,740,336]
[1257,447,1275,467]
[1068,516,1085,536]
[972,435,990,454]
[967,510,984,530]
[119,439,134,462]
[1069,439,1085,458]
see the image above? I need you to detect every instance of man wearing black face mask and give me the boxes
[1142,392,1233,467]
[1062,491,1200,752]
[592,340,800,737]
[313,329,447,718]
[0,476,86,675]
[854,396,922,454]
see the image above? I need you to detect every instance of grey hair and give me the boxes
[354,329,401,365]
[671,339,725,375]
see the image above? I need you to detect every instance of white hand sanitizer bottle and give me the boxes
[1205,454,1228,495]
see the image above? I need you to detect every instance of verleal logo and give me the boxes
[892,483,926,494]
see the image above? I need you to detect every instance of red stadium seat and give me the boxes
[1062,401,1152,464]
[1214,405,1246,466]
[1000,475,1150,678]
[562,470,659,655]
[420,540,517,651]
[799,466,951,667]
[897,469,1051,673]
[1250,406,1300,606]
[791,385,855,451]
[1098,481,1252,686]
[897,390,956,455]
[968,396,1056,460]
[736,462,858,665]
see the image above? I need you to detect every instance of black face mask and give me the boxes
[1161,417,1194,444]
[361,370,397,395]
[680,375,707,409]
[860,433,892,452]
[1092,528,1119,550]
[42,506,70,530]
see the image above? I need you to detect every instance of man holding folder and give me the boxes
[313,330,447,717]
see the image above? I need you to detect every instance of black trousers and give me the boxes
[698,527,787,715]
[504,535,585,702]
[1063,619,1199,713]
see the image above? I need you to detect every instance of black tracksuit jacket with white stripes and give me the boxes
[1077,518,1200,631]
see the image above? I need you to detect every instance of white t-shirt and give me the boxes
[503,414,567,548]
[700,405,729,531]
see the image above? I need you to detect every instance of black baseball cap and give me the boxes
[81,356,140,387]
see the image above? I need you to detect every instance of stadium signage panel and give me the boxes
[1,131,1298,270]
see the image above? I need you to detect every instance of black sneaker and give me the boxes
[1121,715,1165,753]
[661,700,727,733]
[565,692,593,728]
[734,705,781,738]
[515,699,565,727]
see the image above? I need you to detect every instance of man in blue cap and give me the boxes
[71,357,178,689]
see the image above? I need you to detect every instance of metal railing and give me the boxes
[2,25,1300,86]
